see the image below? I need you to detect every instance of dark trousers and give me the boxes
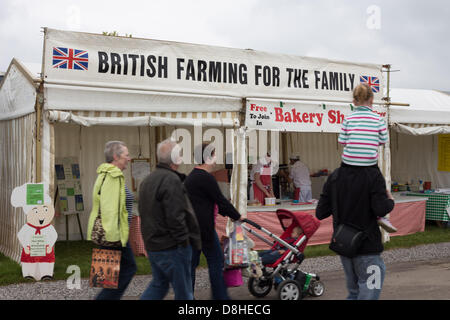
[191,231,230,300]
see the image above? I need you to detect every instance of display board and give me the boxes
[55,157,84,213]
[438,134,450,172]
[130,158,151,192]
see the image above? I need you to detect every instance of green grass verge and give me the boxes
[0,224,448,286]
[303,224,450,258]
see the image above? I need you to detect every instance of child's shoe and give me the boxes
[377,217,397,233]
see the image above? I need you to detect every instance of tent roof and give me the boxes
[0,58,41,91]
[0,58,41,121]
[389,88,450,125]
[390,88,450,111]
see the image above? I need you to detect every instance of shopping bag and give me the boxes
[224,221,249,269]
[129,216,147,257]
[89,248,121,289]
[223,268,243,287]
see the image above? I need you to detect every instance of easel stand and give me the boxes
[55,186,84,240]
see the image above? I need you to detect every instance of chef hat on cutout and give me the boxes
[10,183,52,214]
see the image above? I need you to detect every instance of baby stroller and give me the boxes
[242,209,324,300]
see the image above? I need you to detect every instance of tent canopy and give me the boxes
[0,58,41,121]
[390,88,450,135]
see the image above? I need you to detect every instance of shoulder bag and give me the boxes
[328,168,366,258]
[91,174,122,248]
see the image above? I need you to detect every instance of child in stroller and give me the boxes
[241,209,325,300]
[258,226,304,266]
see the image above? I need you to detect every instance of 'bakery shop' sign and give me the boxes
[245,100,386,133]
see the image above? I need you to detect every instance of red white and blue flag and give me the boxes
[359,75,379,93]
[52,47,88,70]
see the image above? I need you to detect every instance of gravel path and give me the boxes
[1,242,449,300]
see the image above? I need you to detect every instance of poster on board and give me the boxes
[131,158,151,192]
[55,157,85,213]
[438,134,450,172]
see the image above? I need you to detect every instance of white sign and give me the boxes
[245,100,387,133]
[30,234,47,257]
[43,28,384,108]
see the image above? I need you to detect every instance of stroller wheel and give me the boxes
[278,280,302,300]
[308,280,325,297]
[248,277,273,298]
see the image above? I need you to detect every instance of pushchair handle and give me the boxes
[242,218,262,230]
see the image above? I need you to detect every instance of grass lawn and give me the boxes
[303,223,450,258]
[0,223,448,286]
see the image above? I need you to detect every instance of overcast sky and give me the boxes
[1,0,449,91]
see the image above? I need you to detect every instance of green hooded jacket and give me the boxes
[87,163,129,247]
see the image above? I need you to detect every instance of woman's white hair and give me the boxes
[104,141,126,163]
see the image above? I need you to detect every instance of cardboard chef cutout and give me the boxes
[11,183,58,281]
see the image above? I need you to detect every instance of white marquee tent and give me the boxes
[389,88,450,188]
[3,27,429,263]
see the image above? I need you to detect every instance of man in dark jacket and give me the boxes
[315,163,394,300]
[139,139,201,300]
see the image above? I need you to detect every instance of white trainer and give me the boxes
[377,217,398,233]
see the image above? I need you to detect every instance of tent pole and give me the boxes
[35,83,44,183]
[382,64,392,243]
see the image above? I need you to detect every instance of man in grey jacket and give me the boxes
[139,139,201,300]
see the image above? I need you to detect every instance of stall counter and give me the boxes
[216,193,427,250]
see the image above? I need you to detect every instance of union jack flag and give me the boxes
[52,47,88,70]
[360,75,379,93]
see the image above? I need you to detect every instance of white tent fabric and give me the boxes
[392,123,450,135]
[0,59,39,262]
[0,59,40,121]
[46,110,240,128]
[389,88,450,134]
[389,88,450,188]
[391,132,450,188]
[44,83,243,114]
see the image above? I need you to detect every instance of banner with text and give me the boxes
[43,28,385,107]
[245,99,387,133]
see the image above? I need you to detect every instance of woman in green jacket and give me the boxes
[87,140,137,300]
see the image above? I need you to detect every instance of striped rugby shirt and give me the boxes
[338,106,388,166]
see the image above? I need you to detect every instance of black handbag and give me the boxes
[329,223,365,258]
[328,169,366,258]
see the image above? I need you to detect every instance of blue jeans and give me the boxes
[191,232,229,300]
[95,243,137,300]
[340,254,386,300]
[141,245,193,300]
[259,250,282,265]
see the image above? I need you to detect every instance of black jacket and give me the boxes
[315,163,395,255]
[139,164,201,251]
[184,168,241,248]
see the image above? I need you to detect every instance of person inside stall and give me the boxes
[284,154,312,203]
[250,152,275,205]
